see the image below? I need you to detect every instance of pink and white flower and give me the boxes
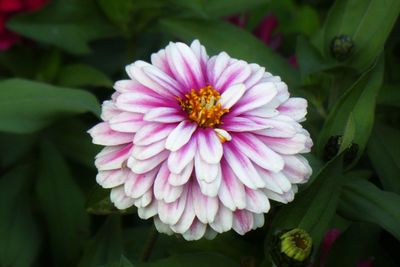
[88,40,312,240]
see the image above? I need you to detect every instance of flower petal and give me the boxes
[109,112,144,133]
[168,138,196,174]
[138,200,158,219]
[219,83,246,109]
[231,82,277,115]
[158,188,188,225]
[197,128,223,164]
[282,155,312,184]
[168,160,193,186]
[134,123,175,146]
[110,186,135,209]
[232,133,284,172]
[89,122,133,146]
[131,139,166,160]
[165,121,197,152]
[194,152,219,183]
[165,42,205,90]
[223,143,266,189]
[232,209,254,235]
[96,168,130,189]
[116,91,169,113]
[215,60,251,92]
[95,144,133,171]
[210,206,233,233]
[278,98,308,122]
[260,134,308,155]
[128,150,169,174]
[143,107,184,123]
[219,160,246,210]
[154,162,183,203]
[182,219,207,241]
[192,182,219,224]
[244,188,270,213]
[124,168,158,198]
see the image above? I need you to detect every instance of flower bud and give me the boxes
[330,35,354,61]
[270,228,313,267]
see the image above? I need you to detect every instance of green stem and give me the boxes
[140,227,159,262]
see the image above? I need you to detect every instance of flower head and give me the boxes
[89,40,313,240]
[0,0,49,50]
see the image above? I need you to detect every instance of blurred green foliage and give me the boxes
[0,0,399,266]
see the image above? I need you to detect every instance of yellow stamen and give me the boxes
[177,85,229,128]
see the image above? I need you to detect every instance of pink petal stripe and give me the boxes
[96,168,130,189]
[143,107,185,123]
[282,155,312,184]
[230,82,277,116]
[197,128,223,164]
[182,219,207,241]
[124,168,158,198]
[219,159,246,210]
[232,133,284,172]
[222,116,271,132]
[131,139,166,160]
[192,181,219,223]
[244,64,265,89]
[168,138,197,174]
[154,162,183,203]
[223,143,265,189]
[89,122,133,146]
[95,144,133,171]
[110,186,135,209]
[278,98,308,122]
[171,191,195,233]
[207,52,230,87]
[151,49,174,77]
[165,42,205,90]
[165,121,197,152]
[158,187,188,225]
[210,206,233,233]
[168,160,193,186]
[109,112,144,133]
[134,123,175,146]
[244,188,270,213]
[259,134,308,155]
[126,61,177,98]
[142,65,183,96]
[128,150,169,174]
[232,209,254,235]
[254,115,298,138]
[215,60,251,93]
[116,91,171,113]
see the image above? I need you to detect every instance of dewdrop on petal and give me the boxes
[88,40,313,240]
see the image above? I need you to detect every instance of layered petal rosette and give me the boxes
[88,40,313,240]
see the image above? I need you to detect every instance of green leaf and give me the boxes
[78,216,124,267]
[102,256,135,267]
[267,155,344,250]
[0,133,37,167]
[377,84,400,108]
[0,78,100,134]
[338,179,400,240]
[98,0,135,31]
[0,166,40,267]
[36,141,90,266]
[160,18,300,90]
[138,252,240,267]
[172,0,265,18]
[7,0,117,54]
[318,0,400,70]
[86,185,136,215]
[367,124,400,194]
[56,63,113,88]
[296,36,338,78]
[317,56,384,162]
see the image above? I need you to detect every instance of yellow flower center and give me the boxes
[178,85,229,128]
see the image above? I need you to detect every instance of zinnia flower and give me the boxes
[88,40,312,240]
[0,0,48,50]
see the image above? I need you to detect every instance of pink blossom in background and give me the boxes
[0,0,48,51]
[89,40,313,240]
[227,13,298,68]
[319,229,375,267]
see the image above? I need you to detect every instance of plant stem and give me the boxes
[140,227,159,262]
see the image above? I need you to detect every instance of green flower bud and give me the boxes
[270,228,313,267]
[280,229,312,262]
[330,34,354,61]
